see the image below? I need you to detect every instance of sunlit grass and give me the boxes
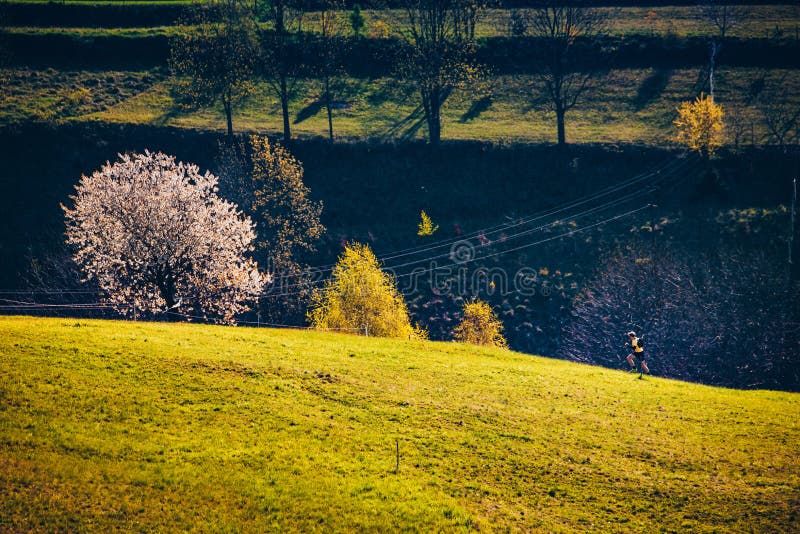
[0,316,797,531]
[4,6,798,40]
[309,6,800,40]
[3,67,799,145]
[90,68,800,146]
[1,25,189,38]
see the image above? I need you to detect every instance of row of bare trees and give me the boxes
[170,0,797,147]
[169,0,614,146]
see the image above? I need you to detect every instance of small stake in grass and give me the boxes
[395,439,400,473]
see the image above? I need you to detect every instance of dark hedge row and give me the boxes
[1,121,795,292]
[1,2,189,28]
[4,31,800,72]
[2,1,795,29]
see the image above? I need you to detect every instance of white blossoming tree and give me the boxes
[63,151,266,323]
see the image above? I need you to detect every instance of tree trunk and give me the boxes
[427,88,441,146]
[225,105,233,139]
[325,76,334,141]
[280,74,291,141]
[556,105,566,146]
[158,272,176,310]
[223,91,234,139]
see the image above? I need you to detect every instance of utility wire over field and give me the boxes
[260,154,700,297]
[0,154,700,315]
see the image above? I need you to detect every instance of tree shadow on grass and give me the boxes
[152,100,189,127]
[366,80,415,107]
[152,84,198,127]
[692,65,711,96]
[460,95,493,123]
[294,99,324,124]
[380,104,426,141]
[633,69,672,111]
[379,88,454,141]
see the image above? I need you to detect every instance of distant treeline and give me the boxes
[4,31,800,72]
[2,1,796,29]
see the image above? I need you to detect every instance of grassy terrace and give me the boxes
[3,67,798,145]
[337,6,800,40]
[4,0,197,4]
[2,5,799,39]
[0,316,798,531]
[1,25,188,38]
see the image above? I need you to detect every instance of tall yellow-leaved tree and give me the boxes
[674,93,725,158]
[308,243,427,339]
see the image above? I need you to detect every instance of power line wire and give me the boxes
[0,155,699,311]
[270,155,695,283]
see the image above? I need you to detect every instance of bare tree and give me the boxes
[453,0,491,41]
[63,151,266,323]
[170,0,258,138]
[564,243,799,389]
[526,2,610,146]
[697,1,749,41]
[397,0,483,145]
[317,0,348,141]
[757,78,800,150]
[563,244,718,382]
[697,2,750,98]
[257,0,305,141]
[760,102,800,150]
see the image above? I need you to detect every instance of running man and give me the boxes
[625,331,649,377]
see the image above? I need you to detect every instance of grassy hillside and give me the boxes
[4,67,799,145]
[1,316,797,531]
[4,5,799,39]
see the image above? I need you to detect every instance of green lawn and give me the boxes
[4,67,797,146]
[329,5,800,40]
[5,0,197,4]
[4,5,799,40]
[1,25,189,38]
[0,316,798,531]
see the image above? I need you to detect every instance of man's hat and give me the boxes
[627,331,636,337]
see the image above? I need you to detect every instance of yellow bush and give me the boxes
[452,299,507,348]
[417,210,439,236]
[307,243,426,339]
[369,20,391,39]
[674,93,725,157]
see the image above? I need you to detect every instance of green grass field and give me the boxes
[4,5,799,40]
[3,67,797,145]
[329,6,800,40]
[0,316,798,531]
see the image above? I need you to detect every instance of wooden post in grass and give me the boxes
[395,439,400,473]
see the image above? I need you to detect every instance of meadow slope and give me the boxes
[0,316,798,532]
[4,67,800,145]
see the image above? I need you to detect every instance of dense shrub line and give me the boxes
[1,121,794,291]
[4,31,800,72]
[5,1,795,29]
[3,0,794,28]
